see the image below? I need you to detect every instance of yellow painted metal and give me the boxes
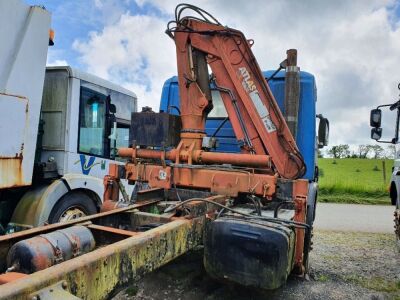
[0,216,204,300]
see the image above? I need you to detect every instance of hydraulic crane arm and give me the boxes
[0,6,312,298]
[166,4,305,179]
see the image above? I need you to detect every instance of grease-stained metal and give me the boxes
[29,280,81,300]
[0,213,205,299]
[0,194,223,299]
[0,200,158,272]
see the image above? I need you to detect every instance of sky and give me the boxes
[26,0,400,148]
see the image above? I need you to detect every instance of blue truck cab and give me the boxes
[159,70,320,181]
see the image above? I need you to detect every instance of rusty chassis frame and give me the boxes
[106,163,309,273]
[0,192,228,299]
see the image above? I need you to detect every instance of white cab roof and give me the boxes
[46,66,137,99]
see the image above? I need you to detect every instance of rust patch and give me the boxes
[0,156,25,189]
[0,201,158,272]
[0,272,27,285]
[28,237,53,271]
[0,93,27,100]
[87,224,141,237]
[0,217,205,300]
[101,200,120,212]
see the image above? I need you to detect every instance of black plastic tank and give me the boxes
[204,216,295,290]
[130,112,181,147]
[7,225,95,274]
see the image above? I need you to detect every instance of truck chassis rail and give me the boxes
[0,195,220,299]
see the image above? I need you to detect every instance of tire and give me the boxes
[395,206,400,251]
[48,191,97,224]
[390,183,397,206]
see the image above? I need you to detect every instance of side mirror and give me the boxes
[317,116,329,148]
[109,104,117,114]
[371,127,382,141]
[370,108,381,127]
[106,95,116,114]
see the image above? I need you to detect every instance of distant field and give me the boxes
[318,158,393,205]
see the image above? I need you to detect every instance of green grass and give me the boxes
[318,158,393,205]
[344,275,400,294]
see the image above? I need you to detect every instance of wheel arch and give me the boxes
[307,181,318,219]
[69,187,102,211]
[303,181,318,273]
[10,175,104,227]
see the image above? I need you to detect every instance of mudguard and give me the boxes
[390,171,400,206]
[9,175,103,228]
[307,182,318,219]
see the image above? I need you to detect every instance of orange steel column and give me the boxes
[174,29,210,150]
[292,179,309,273]
[101,164,120,212]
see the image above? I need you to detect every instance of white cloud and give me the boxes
[94,0,103,8]
[73,12,175,111]
[46,59,68,66]
[73,0,400,146]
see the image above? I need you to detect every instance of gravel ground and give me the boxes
[114,230,400,300]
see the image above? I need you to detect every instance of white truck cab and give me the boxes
[390,146,400,208]
[392,145,400,247]
[6,66,137,232]
[0,1,137,234]
[370,90,400,245]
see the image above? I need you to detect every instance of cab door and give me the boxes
[66,82,134,199]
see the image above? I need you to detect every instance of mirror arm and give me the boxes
[376,104,392,109]
[108,121,118,159]
[394,108,400,144]
[376,140,395,144]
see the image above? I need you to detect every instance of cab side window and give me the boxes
[78,87,107,157]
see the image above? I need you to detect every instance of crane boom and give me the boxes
[167,8,305,179]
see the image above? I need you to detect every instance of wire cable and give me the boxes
[164,198,309,231]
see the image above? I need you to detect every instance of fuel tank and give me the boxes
[204,216,295,290]
[7,225,95,274]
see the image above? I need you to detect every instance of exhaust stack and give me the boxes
[284,49,300,139]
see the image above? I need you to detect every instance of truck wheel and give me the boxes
[390,183,397,206]
[395,208,400,251]
[48,191,97,224]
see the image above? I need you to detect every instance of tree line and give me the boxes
[321,144,396,159]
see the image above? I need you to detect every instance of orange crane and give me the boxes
[114,4,310,284]
[171,6,305,179]
[117,6,307,191]
[0,4,322,298]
